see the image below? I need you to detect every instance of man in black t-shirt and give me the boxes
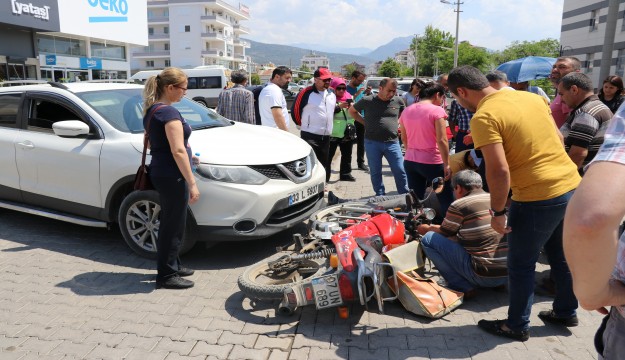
[349,78,408,196]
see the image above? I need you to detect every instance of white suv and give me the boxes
[0,82,325,258]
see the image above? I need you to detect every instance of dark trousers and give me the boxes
[301,131,331,181]
[403,160,454,217]
[454,131,474,153]
[151,176,188,282]
[355,121,366,165]
[329,138,354,178]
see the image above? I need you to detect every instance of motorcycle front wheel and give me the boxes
[238,252,329,300]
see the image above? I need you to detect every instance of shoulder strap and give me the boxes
[141,104,165,167]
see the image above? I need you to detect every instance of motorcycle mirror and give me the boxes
[431,177,444,194]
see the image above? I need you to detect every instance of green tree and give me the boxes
[413,25,454,76]
[250,73,261,85]
[342,63,357,78]
[298,64,312,80]
[491,38,560,65]
[378,58,401,77]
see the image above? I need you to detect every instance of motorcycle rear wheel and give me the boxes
[238,252,328,300]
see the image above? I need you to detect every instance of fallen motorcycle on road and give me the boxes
[237,179,463,318]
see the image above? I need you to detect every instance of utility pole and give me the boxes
[441,0,463,68]
[413,34,419,78]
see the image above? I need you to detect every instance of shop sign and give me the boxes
[87,0,128,23]
[45,54,56,66]
[0,0,60,31]
[80,57,102,70]
[11,0,51,21]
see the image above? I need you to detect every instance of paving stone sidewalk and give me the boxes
[0,145,603,359]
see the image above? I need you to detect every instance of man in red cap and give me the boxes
[292,67,337,182]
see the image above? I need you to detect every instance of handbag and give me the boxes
[344,123,357,141]
[133,104,164,191]
[387,270,463,319]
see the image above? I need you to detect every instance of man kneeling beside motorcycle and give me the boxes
[418,170,508,298]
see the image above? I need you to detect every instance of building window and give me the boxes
[164,43,169,51]
[146,60,154,67]
[148,27,154,35]
[164,26,169,34]
[165,60,171,67]
[590,10,599,32]
[617,50,625,77]
[185,25,190,32]
[164,9,169,17]
[585,53,594,74]
[91,41,126,60]
[36,34,87,57]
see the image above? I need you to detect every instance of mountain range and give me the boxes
[243,36,414,71]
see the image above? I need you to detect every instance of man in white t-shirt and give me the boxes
[259,66,292,131]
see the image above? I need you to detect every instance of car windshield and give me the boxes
[398,83,412,92]
[75,88,231,133]
[367,79,382,89]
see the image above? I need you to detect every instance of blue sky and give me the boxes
[240,0,564,51]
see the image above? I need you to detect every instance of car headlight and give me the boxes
[309,149,317,169]
[196,165,269,185]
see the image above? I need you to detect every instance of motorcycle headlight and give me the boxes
[422,208,436,221]
[196,165,269,185]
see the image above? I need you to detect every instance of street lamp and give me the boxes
[413,34,420,78]
[434,46,453,76]
[440,0,462,68]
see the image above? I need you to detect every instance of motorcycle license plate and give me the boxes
[288,183,322,206]
[311,274,343,309]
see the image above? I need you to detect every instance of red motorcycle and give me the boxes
[237,180,442,316]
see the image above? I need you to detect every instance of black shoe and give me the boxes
[477,319,530,342]
[357,163,369,172]
[538,310,579,327]
[339,174,356,182]
[156,275,194,289]
[327,191,340,205]
[177,267,195,277]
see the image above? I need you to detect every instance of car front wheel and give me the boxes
[118,190,197,259]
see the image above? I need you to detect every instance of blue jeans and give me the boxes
[364,138,408,195]
[506,190,578,332]
[403,160,454,217]
[421,232,507,292]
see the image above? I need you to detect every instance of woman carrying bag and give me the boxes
[143,67,200,289]
[328,78,357,182]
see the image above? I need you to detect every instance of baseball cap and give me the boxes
[314,68,332,80]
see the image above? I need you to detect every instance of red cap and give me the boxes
[314,68,332,80]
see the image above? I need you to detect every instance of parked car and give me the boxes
[0,82,325,258]
[287,82,300,93]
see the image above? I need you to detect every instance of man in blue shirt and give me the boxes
[346,70,370,172]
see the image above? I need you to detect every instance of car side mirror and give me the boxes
[52,120,90,137]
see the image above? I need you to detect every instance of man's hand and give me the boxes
[463,134,473,145]
[417,224,430,235]
[491,214,511,234]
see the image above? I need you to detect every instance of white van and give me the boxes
[129,66,231,107]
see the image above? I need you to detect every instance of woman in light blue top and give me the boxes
[403,78,425,106]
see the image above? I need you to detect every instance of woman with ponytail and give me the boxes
[143,67,200,289]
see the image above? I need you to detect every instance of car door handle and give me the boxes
[17,141,35,149]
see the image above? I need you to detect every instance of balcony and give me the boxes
[233,39,250,48]
[148,33,169,41]
[132,50,170,58]
[233,24,250,34]
[201,32,225,41]
[234,54,246,60]
[201,48,222,57]
[147,16,169,24]
[201,14,231,26]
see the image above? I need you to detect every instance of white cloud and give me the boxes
[239,0,564,51]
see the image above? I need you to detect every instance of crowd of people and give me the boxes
[142,57,625,356]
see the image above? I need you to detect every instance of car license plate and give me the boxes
[311,274,343,309]
[288,183,322,206]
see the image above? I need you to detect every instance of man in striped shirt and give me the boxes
[418,170,507,294]
[558,72,613,173]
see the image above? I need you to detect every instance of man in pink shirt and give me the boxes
[550,57,581,128]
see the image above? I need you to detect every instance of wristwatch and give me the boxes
[490,208,508,217]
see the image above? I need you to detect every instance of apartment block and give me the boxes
[132,0,251,72]
[300,51,329,70]
[560,0,624,87]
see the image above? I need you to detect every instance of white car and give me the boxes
[0,82,325,258]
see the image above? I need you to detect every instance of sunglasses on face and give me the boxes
[336,87,346,90]
[316,77,331,83]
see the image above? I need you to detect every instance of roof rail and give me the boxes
[0,80,48,87]
[48,82,69,90]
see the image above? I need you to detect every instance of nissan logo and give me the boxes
[293,160,306,176]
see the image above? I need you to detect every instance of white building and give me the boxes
[300,52,329,70]
[0,0,148,82]
[560,0,625,88]
[394,49,415,69]
[131,0,251,72]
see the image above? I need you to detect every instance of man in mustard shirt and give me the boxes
[447,66,581,342]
